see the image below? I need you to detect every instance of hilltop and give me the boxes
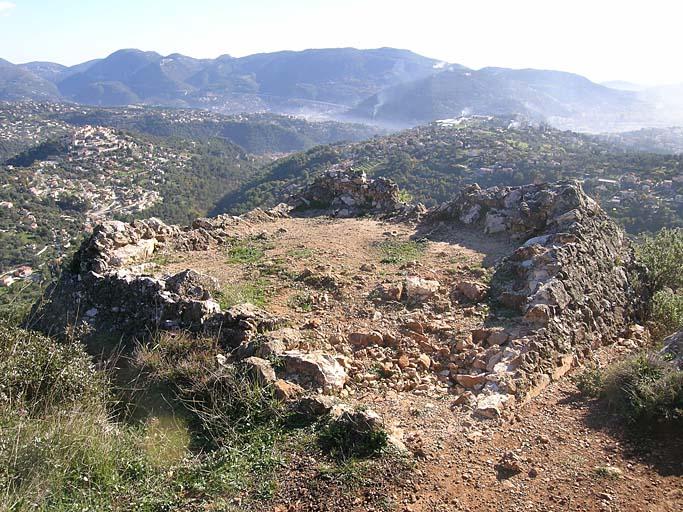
[23,172,683,510]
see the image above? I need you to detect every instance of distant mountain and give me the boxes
[0,58,60,100]
[50,47,439,111]
[349,66,643,129]
[18,62,68,82]
[0,47,678,131]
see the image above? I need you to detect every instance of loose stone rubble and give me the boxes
[289,166,422,218]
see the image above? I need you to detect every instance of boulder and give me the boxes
[242,356,277,385]
[273,379,304,401]
[166,269,219,300]
[404,276,440,301]
[293,395,338,418]
[348,331,384,347]
[455,373,487,388]
[282,351,347,393]
[455,280,488,302]
[475,393,514,419]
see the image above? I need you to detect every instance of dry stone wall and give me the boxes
[425,181,641,414]
[31,211,286,341]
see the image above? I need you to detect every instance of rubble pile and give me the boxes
[290,168,405,217]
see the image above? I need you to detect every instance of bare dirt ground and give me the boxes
[150,216,683,511]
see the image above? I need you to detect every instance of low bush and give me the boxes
[135,331,284,449]
[575,353,683,425]
[0,323,103,413]
[318,410,388,461]
[635,228,683,294]
[650,290,683,340]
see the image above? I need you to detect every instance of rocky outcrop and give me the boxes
[290,167,405,217]
[424,180,641,414]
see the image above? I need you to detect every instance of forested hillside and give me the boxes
[216,119,683,234]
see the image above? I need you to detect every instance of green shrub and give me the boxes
[288,292,314,312]
[135,331,283,449]
[636,227,683,293]
[318,411,388,461]
[0,324,103,413]
[572,365,604,398]
[181,368,283,449]
[650,290,683,339]
[376,240,426,265]
[227,242,265,264]
[576,353,683,425]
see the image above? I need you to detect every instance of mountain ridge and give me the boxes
[1,47,681,131]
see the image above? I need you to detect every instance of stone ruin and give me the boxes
[424,181,641,414]
[31,208,290,339]
[30,173,643,420]
[289,167,412,217]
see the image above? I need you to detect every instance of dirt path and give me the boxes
[384,364,683,512]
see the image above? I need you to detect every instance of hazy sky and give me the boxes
[1,0,680,85]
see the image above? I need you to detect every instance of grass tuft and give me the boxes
[376,240,426,265]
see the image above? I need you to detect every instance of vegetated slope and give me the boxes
[215,118,683,233]
[52,104,383,154]
[0,126,256,273]
[0,101,386,275]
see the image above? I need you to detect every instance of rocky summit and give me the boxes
[32,173,643,421]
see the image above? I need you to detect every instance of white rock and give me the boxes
[475,393,514,419]
[404,276,440,300]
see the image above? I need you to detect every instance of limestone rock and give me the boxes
[242,356,277,385]
[475,393,514,419]
[282,351,347,393]
[348,331,384,347]
[404,276,440,301]
[273,379,304,401]
[166,269,219,300]
[455,280,489,302]
[456,373,487,388]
